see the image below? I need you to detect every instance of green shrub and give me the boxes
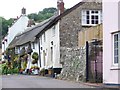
[32,60,37,64]
[2,63,8,74]
[32,52,38,60]
[40,68,45,76]
[13,68,19,74]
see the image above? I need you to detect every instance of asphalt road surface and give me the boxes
[2,75,95,88]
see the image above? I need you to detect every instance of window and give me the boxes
[82,10,102,26]
[40,36,42,45]
[33,42,35,49]
[15,47,19,54]
[52,26,56,36]
[43,33,46,42]
[113,32,120,65]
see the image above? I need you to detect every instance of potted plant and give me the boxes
[48,66,53,75]
[40,68,45,76]
[32,52,39,75]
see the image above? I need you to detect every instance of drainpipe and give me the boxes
[86,41,89,82]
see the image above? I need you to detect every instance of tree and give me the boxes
[0,17,14,38]
[28,7,57,22]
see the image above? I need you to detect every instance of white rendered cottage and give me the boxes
[103,0,120,86]
[2,8,29,61]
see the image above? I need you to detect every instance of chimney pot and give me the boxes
[22,7,26,15]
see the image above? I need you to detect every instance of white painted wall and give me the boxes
[2,15,29,61]
[103,0,120,84]
[7,15,29,47]
[39,22,62,69]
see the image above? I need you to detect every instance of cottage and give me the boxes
[8,15,59,72]
[103,0,120,86]
[2,8,29,61]
[35,0,102,81]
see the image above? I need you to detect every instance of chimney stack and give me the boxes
[57,0,64,14]
[21,7,26,15]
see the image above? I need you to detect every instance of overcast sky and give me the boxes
[0,0,81,19]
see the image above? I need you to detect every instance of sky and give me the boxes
[0,0,81,19]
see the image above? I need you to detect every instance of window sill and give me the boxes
[110,66,120,70]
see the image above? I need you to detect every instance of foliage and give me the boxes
[40,68,45,76]
[32,52,38,64]
[32,59,37,64]
[30,66,39,70]
[0,17,14,38]
[22,61,27,70]
[32,52,38,60]
[12,68,19,74]
[28,7,57,22]
[0,7,57,45]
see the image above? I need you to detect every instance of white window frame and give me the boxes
[40,36,42,45]
[81,10,102,26]
[43,33,46,42]
[52,25,56,37]
[113,32,120,66]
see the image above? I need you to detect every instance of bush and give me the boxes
[2,63,8,74]
[32,52,38,60]
[40,68,45,76]
[32,60,37,64]
[13,68,19,74]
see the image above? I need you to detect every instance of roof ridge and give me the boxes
[15,15,56,37]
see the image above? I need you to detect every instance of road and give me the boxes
[2,75,95,88]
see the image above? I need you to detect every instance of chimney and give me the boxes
[21,7,26,15]
[57,0,64,14]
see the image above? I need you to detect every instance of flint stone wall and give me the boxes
[59,47,86,82]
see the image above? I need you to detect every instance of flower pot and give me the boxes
[48,69,53,75]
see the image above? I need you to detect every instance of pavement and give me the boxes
[1,74,120,89]
[2,75,95,88]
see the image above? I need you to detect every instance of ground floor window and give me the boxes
[113,32,120,65]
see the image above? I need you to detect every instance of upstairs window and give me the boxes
[32,42,35,49]
[81,10,102,26]
[52,26,56,36]
[40,36,42,45]
[43,33,46,42]
[113,32,120,65]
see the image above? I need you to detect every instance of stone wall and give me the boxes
[59,47,86,82]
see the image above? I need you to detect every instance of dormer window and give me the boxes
[81,10,102,26]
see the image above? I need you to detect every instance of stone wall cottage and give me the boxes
[2,8,29,61]
[103,0,120,86]
[59,0,102,82]
[35,0,102,81]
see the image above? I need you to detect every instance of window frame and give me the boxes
[81,10,102,26]
[52,25,56,37]
[43,33,46,42]
[113,32,120,65]
[40,36,42,45]
[32,42,35,49]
